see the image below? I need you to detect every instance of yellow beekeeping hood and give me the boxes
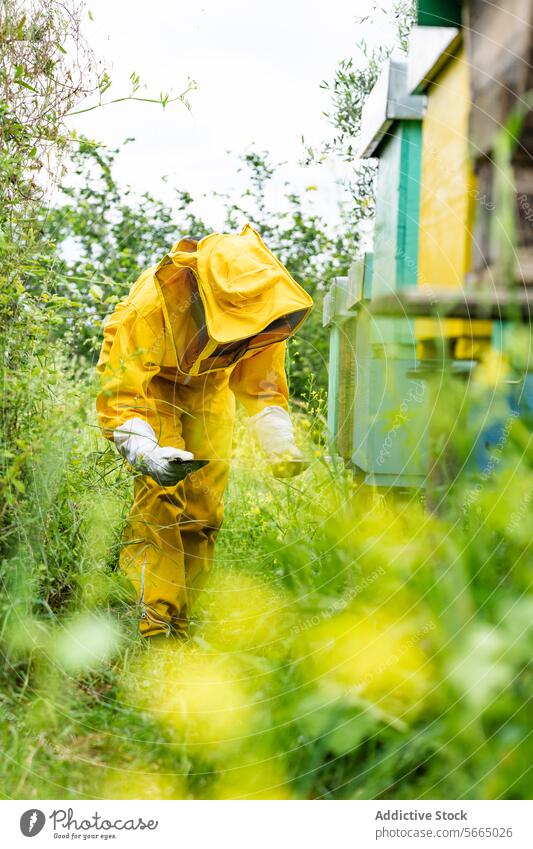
[154,224,313,375]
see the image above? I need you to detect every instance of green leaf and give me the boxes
[324,711,378,756]
[89,284,104,302]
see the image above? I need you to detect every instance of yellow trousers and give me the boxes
[120,370,235,637]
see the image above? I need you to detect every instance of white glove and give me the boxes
[114,418,194,487]
[248,406,306,478]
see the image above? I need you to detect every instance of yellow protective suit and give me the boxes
[96,224,313,636]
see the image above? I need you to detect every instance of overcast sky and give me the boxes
[66,0,395,231]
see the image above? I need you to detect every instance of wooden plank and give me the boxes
[363,253,374,299]
[358,60,426,158]
[337,318,358,460]
[326,325,341,447]
[397,121,422,288]
[322,276,349,325]
[372,132,402,298]
[322,288,332,327]
[416,47,492,340]
[346,258,365,309]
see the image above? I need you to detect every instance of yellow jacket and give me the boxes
[96,224,313,436]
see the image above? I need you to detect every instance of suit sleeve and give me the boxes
[229,340,289,416]
[96,304,164,439]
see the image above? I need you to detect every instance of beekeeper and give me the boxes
[96,224,313,639]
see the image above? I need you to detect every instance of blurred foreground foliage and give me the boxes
[40,138,359,398]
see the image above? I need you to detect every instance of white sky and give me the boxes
[66,0,395,231]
